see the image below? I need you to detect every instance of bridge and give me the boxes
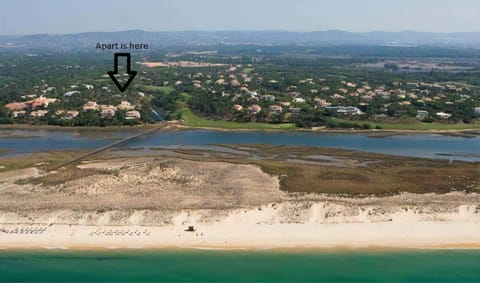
[51,123,167,170]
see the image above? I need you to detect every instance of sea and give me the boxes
[0,249,479,282]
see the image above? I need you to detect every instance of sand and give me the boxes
[0,157,479,250]
[0,158,283,211]
[1,199,480,250]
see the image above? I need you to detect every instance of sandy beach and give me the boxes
[0,154,479,250]
[1,197,480,250]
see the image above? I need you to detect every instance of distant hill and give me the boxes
[1,30,480,51]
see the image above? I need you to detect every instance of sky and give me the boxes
[1,0,479,35]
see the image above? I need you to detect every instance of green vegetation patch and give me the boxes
[180,108,296,130]
[329,118,480,131]
[0,150,86,172]
[241,67,254,73]
[177,145,480,196]
[136,85,174,94]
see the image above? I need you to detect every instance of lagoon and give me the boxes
[1,129,479,161]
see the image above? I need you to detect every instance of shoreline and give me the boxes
[0,123,479,135]
[179,125,480,135]
[0,123,165,132]
[2,245,480,252]
[2,221,480,251]
[2,198,480,251]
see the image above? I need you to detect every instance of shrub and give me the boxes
[362,123,373,130]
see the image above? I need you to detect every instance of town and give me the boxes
[1,48,480,129]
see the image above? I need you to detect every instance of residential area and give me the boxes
[1,50,480,129]
[3,81,144,126]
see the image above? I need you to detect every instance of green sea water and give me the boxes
[0,249,479,282]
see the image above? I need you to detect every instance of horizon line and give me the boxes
[2,29,480,37]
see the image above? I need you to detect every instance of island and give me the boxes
[0,137,479,250]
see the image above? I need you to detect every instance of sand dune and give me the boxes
[0,157,479,249]
[1,195,480,249]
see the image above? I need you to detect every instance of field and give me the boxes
[136,85,174,94]
[179,109,480,132]
[329,118,480,131]
[180,109,297,130]
[374,122,480,131]
[175,92,296,130]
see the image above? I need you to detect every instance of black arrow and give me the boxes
[108,53,137,92]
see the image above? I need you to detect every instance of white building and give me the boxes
[125,110,141,120]
[64,110,79,120]
[248,104,262,114]
[314,98,331,108]
[11,111,26,118]
[101,108,116,117]
[232,104,244,111]
[326,106,363,115]
[293,97,306,103]
[261,95,276,101]
[30,110,48,117]
[416,110,429,119]
[118,100,135,111]
[268,105,283,114]
[436,112,452,119]
[63,91,80,97]
[83,101,98,111]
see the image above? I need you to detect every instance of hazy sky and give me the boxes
[1,0,479,35]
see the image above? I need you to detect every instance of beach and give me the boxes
[1,195,480,250]
[0,146,479,251]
